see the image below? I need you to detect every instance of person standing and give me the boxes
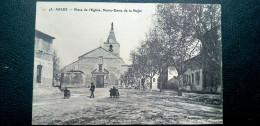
[89,83,95,98]
[64,87,68,98]
[141,77,145,89]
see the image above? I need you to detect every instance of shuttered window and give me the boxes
[36,65,43,83]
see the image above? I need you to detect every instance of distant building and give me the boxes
[62,23,129,88]
[151,74,159,90]
[33,30,55,87]
[138,66,177,91]
[152,66,177,90]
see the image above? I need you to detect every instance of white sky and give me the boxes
[35,2,157,67]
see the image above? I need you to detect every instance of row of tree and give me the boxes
[123,3,221,91]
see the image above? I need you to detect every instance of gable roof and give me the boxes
[91,68,109,74]
[64,70,84,74]
[78,46,122,59]
[35,30,55,43]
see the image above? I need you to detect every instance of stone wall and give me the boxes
[202,70,221,93]
[78,58,98,85]
[63,57,124,87]
[62,61,79,72]
[60,72,85,88]
[183,68,222,93]
[33,57,53,87]
[62,46,128,88]
[183,68,203,91]
[103,43,120,57]
[33,34,54,88]
[80,47,120,59]
[34,37,53,61]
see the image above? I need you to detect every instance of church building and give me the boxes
[62,23,129,88]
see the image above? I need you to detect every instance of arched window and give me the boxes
[109,45,113,52]
[36,65,43,83]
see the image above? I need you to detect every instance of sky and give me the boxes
[35,2,157,67]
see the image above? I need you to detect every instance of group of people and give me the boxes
[90,83,120,98]
[63,82,119,99]
[109,86,120,98]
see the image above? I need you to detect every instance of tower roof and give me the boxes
[105,22,118,44]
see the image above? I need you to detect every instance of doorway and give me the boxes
[96,75,104,88]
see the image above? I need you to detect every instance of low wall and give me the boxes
[60,71,85,88]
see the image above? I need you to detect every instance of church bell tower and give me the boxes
[103,22,120,56]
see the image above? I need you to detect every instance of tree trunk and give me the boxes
[175,66,183,89]
[177,75,183,96]
[160,81,162,92]
[159,74,162,92]
[150,77,152,90]
[159,65,168,91]
[142,77,146,90]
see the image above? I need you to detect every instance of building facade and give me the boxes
[33,30,55,87]
[62,23,129,88]
[182,63,204,91]
[182,54,222,93]
[154,54,221,93]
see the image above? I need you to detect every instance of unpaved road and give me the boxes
[32,88,222,125]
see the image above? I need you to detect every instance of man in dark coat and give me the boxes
[89,83,95,98]
[109,87,113,98]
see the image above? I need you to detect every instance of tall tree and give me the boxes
[129,3,221,92]
[156,3,221,66]
[52,50,61,87]
[155,3,221,83]
[144,27,167,91]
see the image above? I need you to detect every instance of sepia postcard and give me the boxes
[32,2,222,125]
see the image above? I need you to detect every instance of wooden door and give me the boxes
[96,75,104,88]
